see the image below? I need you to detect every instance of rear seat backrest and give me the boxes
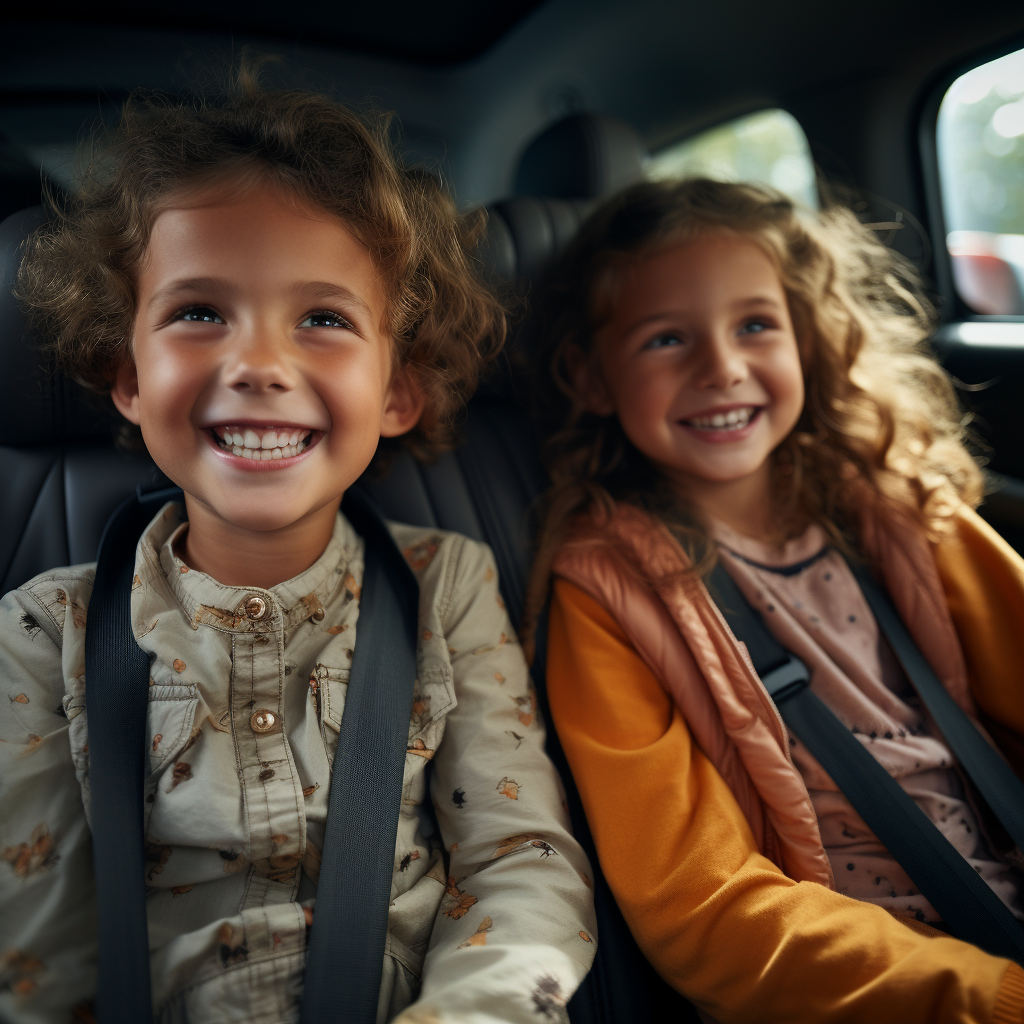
[0,111,700,1023]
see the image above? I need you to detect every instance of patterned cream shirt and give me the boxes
[0,503,597,1024]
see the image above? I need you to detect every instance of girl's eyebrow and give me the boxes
[623,294,785,333]
[146,278,375,318]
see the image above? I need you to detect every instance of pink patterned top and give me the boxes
[712,520,1023,924]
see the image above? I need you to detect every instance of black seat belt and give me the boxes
[85,485,418,1024]
[300,488,418,1023]
[706,562,1024,964]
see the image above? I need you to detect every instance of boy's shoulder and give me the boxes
[2,563,97,645]
[387,521,493,582]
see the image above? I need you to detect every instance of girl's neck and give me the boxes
[176,495,343,590]
[677,463,783,543]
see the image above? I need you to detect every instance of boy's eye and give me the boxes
[176,306,224,324]
[644,333,683,350]
[299,311,354,330]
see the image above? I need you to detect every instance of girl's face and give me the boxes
[577,231,804,513]
[111,181,423,542]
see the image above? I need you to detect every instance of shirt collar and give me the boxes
[141,502,362,633]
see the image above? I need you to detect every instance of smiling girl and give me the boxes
[0,71,596,1023]
[528,178,1024,1022]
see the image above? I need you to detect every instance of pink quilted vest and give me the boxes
[552,502,977,887]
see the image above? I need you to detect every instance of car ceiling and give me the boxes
[2,0,1024,210]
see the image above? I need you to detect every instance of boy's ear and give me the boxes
[110,359,142,425]
[564,343,615,416]
[379,365,426,438]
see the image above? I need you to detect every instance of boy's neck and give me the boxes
[176,495,344,590]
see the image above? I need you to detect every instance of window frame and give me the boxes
[918,33,1024,331]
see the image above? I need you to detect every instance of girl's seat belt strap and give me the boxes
[707,563,1024,964]
[846,557,1024,856]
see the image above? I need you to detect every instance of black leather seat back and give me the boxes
[0,111,698,1022]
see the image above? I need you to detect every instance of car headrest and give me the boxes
[0,206,118,446]
[1,190,598,446]
[514,112,646,200]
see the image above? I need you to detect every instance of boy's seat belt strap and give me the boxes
[847,558,1024,856]
[299,487,419,1023]
[85,486,418,1024]
[85,485,182,1024]
[706,563,1024,965]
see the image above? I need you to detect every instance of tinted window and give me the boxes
[647,108,817,209]
[936,46,1024,315]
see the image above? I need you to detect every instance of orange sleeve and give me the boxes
[933,507,1024,773]
[547,576,1024,1024]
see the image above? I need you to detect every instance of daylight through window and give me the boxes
[647,108,817,209]
[937,46,1024,315]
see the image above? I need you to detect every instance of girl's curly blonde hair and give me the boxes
[17,61,505,460]
[524,177,982,651]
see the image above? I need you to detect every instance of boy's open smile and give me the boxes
[111,181,424,587]
[207,424,319,465]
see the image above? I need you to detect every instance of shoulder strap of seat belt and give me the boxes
[300,486,419,1023]
[706,563,1024,964]
[85,485,183,1023]
[845,555,1024,856]
[86,485,418,1024]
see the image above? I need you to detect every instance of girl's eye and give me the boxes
[299,311,354,330]
[176,306,224,324]
[644,333,683,350]
[740,319,772,335]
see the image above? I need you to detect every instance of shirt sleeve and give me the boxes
[0,584,97,1024]
[933,505,1024,774]
[397,539,597,1024]
[546,576,1024,1024]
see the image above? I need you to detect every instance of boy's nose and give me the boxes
[223,330,299,393]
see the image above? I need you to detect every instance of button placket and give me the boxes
[228,608,303,908]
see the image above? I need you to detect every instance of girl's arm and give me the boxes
[399,537,597,1024]
[547,576,1024,1024]
[935,504,1024,771]
[0,580,98,1024]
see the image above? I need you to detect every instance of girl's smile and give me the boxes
[575,231,805,533]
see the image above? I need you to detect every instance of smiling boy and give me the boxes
[0,76,596,1024]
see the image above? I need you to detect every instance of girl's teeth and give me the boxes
[688,407,755,429]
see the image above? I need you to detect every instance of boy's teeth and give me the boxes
[216,426,310,459]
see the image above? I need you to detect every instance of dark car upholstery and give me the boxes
[0,112,697,1021]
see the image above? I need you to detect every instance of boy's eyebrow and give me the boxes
[146,279,375,317]
[293,281,375,316]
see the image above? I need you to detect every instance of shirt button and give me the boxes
[250,709,277,733]
[245,596,267,621]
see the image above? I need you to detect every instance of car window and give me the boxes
[646,108,817,209]
[936,45,1024,316]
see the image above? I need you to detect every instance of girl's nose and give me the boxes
[694,333,748,391]
[222,329,299,393]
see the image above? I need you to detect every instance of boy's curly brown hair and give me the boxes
[17,62,505,460]
[523,177,983,653]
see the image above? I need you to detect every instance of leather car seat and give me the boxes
[0,112,698,1022]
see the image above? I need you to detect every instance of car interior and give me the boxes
[2,0,1024,1018]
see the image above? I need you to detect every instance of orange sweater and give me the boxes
[548,511,1024,1024]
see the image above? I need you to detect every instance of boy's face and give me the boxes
[112,182,422,540]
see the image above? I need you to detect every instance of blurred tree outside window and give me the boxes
[937,46,1024,315]
[646,108,817,209]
